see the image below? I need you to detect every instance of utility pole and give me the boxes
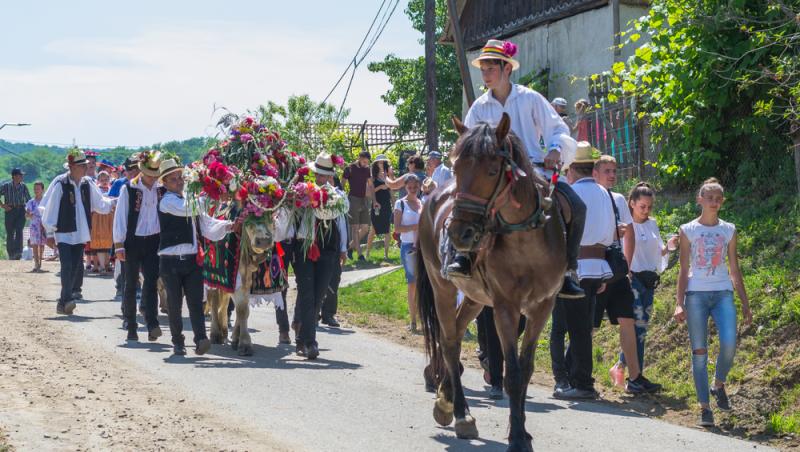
[424,0,439,154]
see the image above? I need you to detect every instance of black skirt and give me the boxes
[371,181,392,235]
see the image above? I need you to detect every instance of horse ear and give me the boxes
[452,116,468,135]
[496,112,511,143]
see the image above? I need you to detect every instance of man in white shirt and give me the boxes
[592,155,661,394]
[157,158,234,356]
[41,150,116,315]
[451,39,586,299]
[426,151,452,188]
[113,151,165,342]
[292,153,349,360]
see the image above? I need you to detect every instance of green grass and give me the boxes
[769,412,800,435]
[339,268,410,320]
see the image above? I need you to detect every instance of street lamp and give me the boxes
[0,123,31,131]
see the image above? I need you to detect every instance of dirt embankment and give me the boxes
[0,261,287,451]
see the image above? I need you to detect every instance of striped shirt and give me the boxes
[0,181,31,206]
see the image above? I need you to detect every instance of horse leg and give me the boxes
[234,274,253,356]
[516,298,557,449]
[208,290,223,344]
[448,299,484,439]
[493,304,530,452]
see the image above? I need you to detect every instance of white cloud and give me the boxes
[0,24,403,147]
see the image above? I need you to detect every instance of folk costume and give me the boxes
[289,154,348,360]
[113,152,166,341]
[453,39,587,300]
[157,159,233,356]
[41,150,116,315]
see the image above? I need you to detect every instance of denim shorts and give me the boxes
[400,242,416,283]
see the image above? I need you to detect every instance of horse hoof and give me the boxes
[506,437,533,452]
[210,333,224,345]
[454,416,479,439]
[238,344,253,356]
[433,403,454,427]
[231,340,239,351]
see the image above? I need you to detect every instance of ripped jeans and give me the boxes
[619,275,653,370]
[685,290,737,405]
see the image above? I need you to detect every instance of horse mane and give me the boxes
[451,122,540,204]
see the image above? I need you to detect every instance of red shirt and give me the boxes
[343,163,371,198]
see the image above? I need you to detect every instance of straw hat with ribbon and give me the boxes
[309,152,336,176]
[571,141,600,166]
[138,150,163,178]
[158,158,183,182]
[471,39,520,71]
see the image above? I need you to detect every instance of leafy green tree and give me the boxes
[368,0,461,143]
[606,0,799,192]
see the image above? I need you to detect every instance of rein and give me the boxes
[452,137,549,237]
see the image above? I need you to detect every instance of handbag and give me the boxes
[604,189,629,283]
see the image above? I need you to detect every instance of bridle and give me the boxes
[451,137,549,244]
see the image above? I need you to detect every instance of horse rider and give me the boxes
[41,149,116,315]
[157,157,236,356]
[289,153,348,360]
[113,151,165,342]
[448,39,587,300]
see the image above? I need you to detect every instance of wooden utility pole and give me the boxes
[447,0,475,107]
[424,0,439,154]
[611,0,621,61]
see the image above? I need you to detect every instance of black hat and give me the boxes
[11,168,24,176]
[123,157,139,171]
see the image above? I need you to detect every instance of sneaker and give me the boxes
[558,271,585,299]
[56,304,67,315]
[625,375,662,394]
[553,387,597,400]
[195,338,211,356]
[148,326,162,342]
[323,317,340,328]
[553,380,571,396]
[488,385,504,400]
[446,253,472,278]
[173,344,187,356]
[698,408,715,427]
[64,301,77,315]
[127,329,139,341]
[609,363,626,388]
[710,386,730,410]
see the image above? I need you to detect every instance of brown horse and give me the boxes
[416,113,568,451]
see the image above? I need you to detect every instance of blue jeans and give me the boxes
[619,276,654,370]
[685,290,737,405]
[400,242,416,283]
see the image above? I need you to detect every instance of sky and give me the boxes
[0,1,422,148]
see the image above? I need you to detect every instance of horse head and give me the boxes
[243,221,273,255]
[449,113,535,252]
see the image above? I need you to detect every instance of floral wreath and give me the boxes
[66,147,84,164]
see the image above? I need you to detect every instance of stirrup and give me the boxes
[558,271,585,300]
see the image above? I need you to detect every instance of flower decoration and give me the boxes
[331,154,345,167]
[66,147,84,163]
[502,41,518,58]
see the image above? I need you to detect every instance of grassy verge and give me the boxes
[337,191,800,444]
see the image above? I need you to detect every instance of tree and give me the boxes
[368,0,462,143]
[607,0,800,192]
[257,94,349,159]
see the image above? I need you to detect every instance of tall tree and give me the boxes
[369,0,462,143]
[258,95,348,158]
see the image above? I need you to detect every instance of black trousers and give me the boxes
[57,243,84,305]
[476,307,526,387]
[292,246,338,347]
[122,235,160,331]
[321,259,342,320]
[160,256,206,346]
[556,181,586,272]
[276,240,297,334]
[549,278,601,391]
[4,206,25,260]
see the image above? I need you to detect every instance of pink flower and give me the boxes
[244,117,255,126]
[331,155,344,166]
[502,41,517,58]
[240,133,253,143]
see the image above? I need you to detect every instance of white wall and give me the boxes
[462,4,649,116]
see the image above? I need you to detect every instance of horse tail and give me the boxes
[416,247,439,363]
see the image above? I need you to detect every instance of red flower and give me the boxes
[236,187,248,201]
[321,188,329,205]
[244,116,255,126]
[274,188,285,199]
[307,243,320,262]
[298,156,306,164]
[297,166,310,177]
[331,155,344,166]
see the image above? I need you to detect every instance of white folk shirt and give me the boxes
[41,173,116,245]
[278,188,349,253]
[157,192,232,256]
[571,177,616,280]
[113,178,162,246]
[464,84,577,167]
[431,163,453,188]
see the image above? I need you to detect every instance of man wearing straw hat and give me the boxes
[41,149,117,315]
[450,38,587,300]
[113,150,166,342]
[157,157,235,356]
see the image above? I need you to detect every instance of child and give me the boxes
[674,178,752,427]
[609,182,677,383]
[25,181,46,272]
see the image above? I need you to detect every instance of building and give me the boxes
[444,0,650,113]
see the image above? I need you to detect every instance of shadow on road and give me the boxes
[160,342,363,371]
[432,432,508,451]
[44,315,116,323]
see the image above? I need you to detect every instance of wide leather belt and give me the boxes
[579,244,607,260]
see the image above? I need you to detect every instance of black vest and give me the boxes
[315,219,341,253]
[157,196,196,251]
[125,182,166,245]
[55,176,92,233]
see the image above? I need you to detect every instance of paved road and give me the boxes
[46,268,773,451]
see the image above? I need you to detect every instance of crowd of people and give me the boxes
[0,36,753,430]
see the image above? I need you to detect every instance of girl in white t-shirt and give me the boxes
[393,174,422,332]
[674,178,752,428]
